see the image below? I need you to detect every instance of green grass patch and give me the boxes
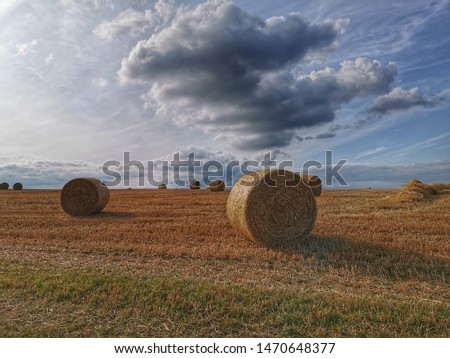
[1,259,449,337]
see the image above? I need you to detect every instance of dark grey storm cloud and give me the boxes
[118,1,406,150]
[305,132,337,140]
[368,87,442,114]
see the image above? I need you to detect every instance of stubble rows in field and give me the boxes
[1,189,449,337]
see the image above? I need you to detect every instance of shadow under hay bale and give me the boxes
[430,183,450,192]
[60,178,110,216]
[208,179,225,192]
[190,180,201,190]
[302,175,322,197]
[0,182,9,190]
[13,183,23,190]
[158,184,167,189]
[227,169,317,247]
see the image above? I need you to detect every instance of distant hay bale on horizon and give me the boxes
[397,179,436,202]
[0,182,9,190]
[208,179,225,192]
[302,175,322,197]
[190,180,201,190]
[227,169,317,247]
[158,184,167,189]
[13,183,23,190]
[60,178,110,216]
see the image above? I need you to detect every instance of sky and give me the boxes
[0,0,449,188]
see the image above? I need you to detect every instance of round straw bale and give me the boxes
[13,183,23,190]
[190,180,201,189]
[0,182,9,190]
[302,175,322,196]
[158,184,167,189]
[227,169,317,247]
[208,179,225,192]
[60,178,109,216]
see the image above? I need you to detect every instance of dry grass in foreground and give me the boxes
[1,188,450,337]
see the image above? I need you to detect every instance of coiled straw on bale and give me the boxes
[13,183,23,190]
[227,169,317,247]
[60,178,110,216]
[302,175,322,197]
[190,180,201,189]
[158,184,167,189]
[0,182,9,190]
[208,179,225,192]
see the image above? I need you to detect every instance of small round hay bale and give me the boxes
[227,169,317,247]
[190,180,201,189]
[0,182,9,190]
[302,175,322,197]
[208,179,225,192]
[158,184,167,189]
[60,178,110,216]
[13,183,23,190]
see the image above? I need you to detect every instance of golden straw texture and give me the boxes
[227,169,317,247]
[60,178,110,216]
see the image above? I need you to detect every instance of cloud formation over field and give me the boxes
[368,87,442,114]
[118,1,356,150]
[114,0,444,150]
[338,159,450,188]
[0,156,100,188]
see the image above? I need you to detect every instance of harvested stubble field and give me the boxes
[1,189,449,337]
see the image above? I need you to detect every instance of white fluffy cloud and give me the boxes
[93,0,175,41]
[368,87,441,114]
[11,39,39,55]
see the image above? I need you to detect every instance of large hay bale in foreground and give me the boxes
[0,182,9,190]
[190,180,201,190]
[158,184,167,189]
[209,179,225,192]
[302,175,322,197]
[397,179,436,202]
[60,178,110,216]
[227,169,317,247]
[13,183,23,190]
